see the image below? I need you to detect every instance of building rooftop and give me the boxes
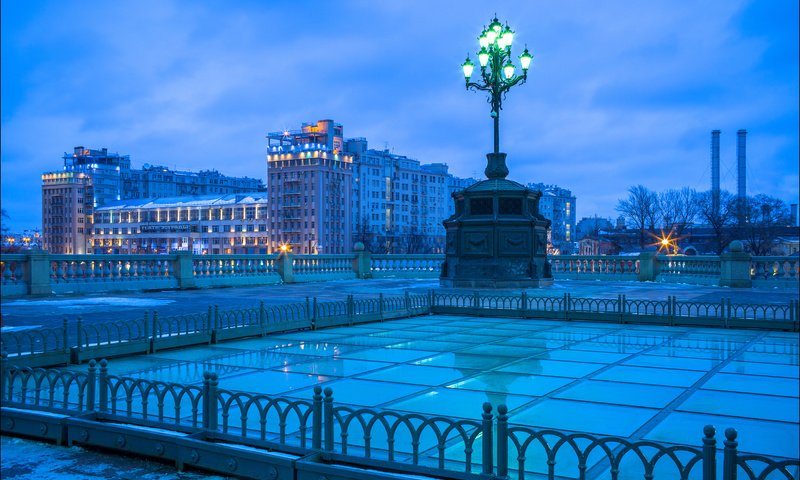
[95,192,269,210]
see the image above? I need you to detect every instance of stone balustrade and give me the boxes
[2,249,797,298]
[549,255,639,280]
[751,256,799,288]
[657,255,721,285]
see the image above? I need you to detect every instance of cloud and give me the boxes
[1,0,797,232]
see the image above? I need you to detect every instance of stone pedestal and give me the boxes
[720,240,752,288]
[26,251,52,297]
[173,251,196,289]
[637,252,660,282]
[352,242,372,279]
[440,153,552,288]
[277,251,294,284]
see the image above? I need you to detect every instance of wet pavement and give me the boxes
[2,277,797,328]
[50,314,800,463]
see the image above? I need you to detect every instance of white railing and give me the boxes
[370,254,442,278]
[751,256,799,286]
[2,251,797,298]
[193,254,280,287]
[658,256,721,285]
[293,254,353,275]
[549,255,639,279]
[49,255,175,283]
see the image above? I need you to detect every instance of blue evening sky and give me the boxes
[2,1,798,232]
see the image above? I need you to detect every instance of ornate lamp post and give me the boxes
[461,17,533,179]
[439,17,551,289]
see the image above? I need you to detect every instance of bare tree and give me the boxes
[353,215,374,250]
[658,187,699,235]
[697,190,737,254]
[616,185,659,249]
[736,195,792,255]
[406,226,426,254]
[0,209,8,236]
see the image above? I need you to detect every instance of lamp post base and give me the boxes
[440,162,553,290]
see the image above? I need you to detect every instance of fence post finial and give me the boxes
[481,402,493,475]
[702,425,716,480]
[98,359,108,413]
[323,387,334,454]
[722,428,738,480]
[496,404,509,478]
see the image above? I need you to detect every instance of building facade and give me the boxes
[91,194,269,254]
[42,147,265,254]
[346,139,464,253]
[41,172,94,254]
[527,183,577,254]
[267,120,353,254]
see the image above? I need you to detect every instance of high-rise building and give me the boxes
[267,122,479,255]
[41,171,94,253]
[42,146,265,254]
[527,183,577,253]
[266,120,353,254]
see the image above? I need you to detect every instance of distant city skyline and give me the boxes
[2,1,798,232]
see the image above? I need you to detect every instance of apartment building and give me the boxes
[91,193,269,254]
[266,120,353,254]
[42,147,265,253]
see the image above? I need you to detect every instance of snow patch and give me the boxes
[1,325,43,332]
[4,297,175,309]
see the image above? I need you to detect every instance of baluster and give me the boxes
[141,259,150,279]
[65,261,75,283]
[55,261,64,283]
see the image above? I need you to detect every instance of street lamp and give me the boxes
[461,16,533,178]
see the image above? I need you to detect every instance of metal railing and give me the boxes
[2,358,797,480]
[2,291,797,369]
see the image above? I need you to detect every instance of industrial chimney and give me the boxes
[711,130,720,214]
[737,129,747,201]
[736,129,748,224]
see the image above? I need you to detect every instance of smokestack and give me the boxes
[737,129,747,201]
[711,130,720,213]
[736,129,748,225]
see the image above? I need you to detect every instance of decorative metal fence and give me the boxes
[2,358,797,480]
[2,291,797,369]
[429,291,799,330]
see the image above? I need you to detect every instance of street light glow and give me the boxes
[462,56,474,79]
[462,17,532,156]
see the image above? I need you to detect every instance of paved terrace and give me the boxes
[1,279,798,479]
[2,278,798,328]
